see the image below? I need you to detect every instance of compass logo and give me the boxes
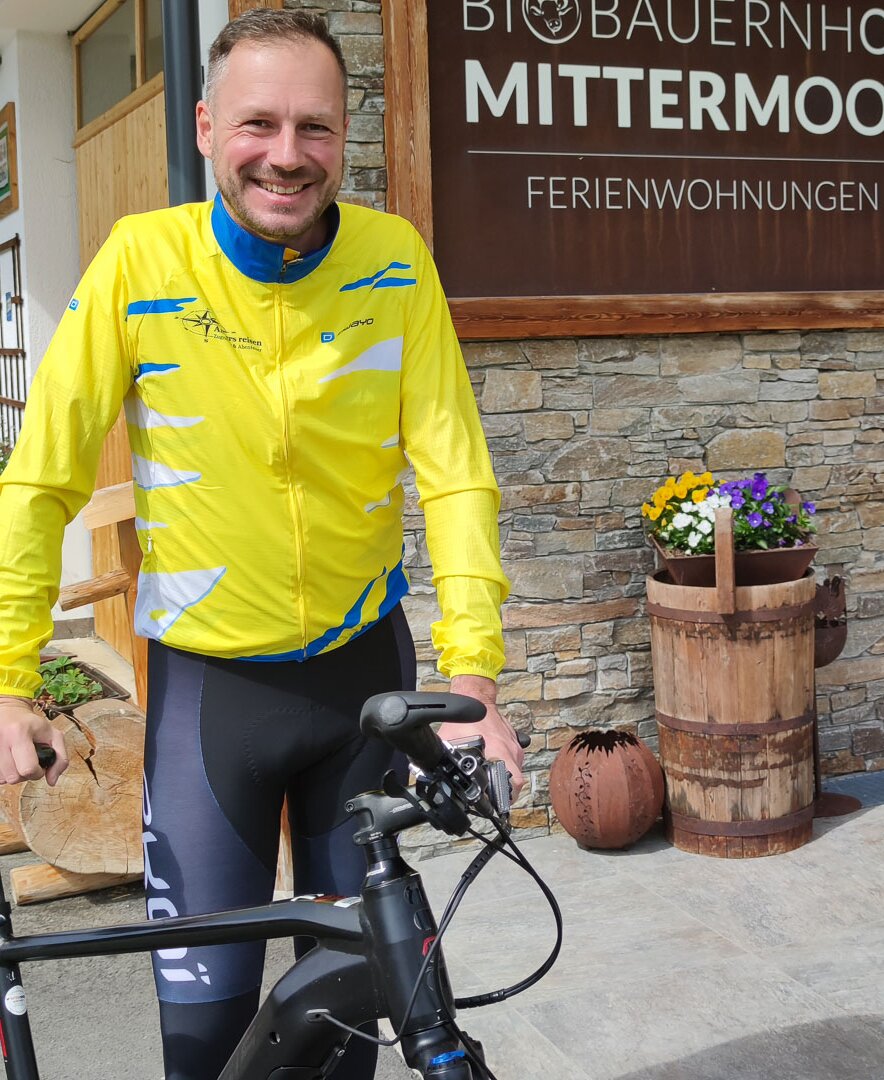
[523,0,582,44]
[176,307,263,351]
[180,309,226,340]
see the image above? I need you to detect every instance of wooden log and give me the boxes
[58,567,131,610]
[17,700,145,877]
[0,819,27,855]
[648,562,816,859]
[10,864,141,906]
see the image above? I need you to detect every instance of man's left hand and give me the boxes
[439,675,525,801]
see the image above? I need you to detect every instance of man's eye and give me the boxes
[244,119,271,129]
[304,124,330,134]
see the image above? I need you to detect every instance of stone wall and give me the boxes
[292,1,884,848]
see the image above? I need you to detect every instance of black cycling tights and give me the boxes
[142,607,416,1080]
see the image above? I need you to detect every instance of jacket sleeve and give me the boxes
[0,224,134,697]
[399,228,509,681]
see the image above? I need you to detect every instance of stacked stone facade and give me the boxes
[291,2,884,850]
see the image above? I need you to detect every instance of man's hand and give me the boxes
[440,675,525,801]
[0,696,69,787]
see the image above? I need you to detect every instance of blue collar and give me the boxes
[210,193,339,284]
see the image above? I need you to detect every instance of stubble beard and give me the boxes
[214,158,340,248]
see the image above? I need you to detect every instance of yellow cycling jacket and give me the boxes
[0,197,509,697]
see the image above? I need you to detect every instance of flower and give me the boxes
[642,469,818,555]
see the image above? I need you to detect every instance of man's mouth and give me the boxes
[254,180,306,195]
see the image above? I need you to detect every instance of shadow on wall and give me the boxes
[615,1017,884,1080]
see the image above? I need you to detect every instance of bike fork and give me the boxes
[0,894,39,1080]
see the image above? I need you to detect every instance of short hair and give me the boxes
[205,8,348,105]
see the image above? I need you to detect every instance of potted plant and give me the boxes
[36,656,129,717]
[641,470,818,586]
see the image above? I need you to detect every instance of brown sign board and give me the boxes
[383,1,884,338]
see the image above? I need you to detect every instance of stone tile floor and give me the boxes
[14,635,884,1079]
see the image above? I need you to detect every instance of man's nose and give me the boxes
[266,127,304,172]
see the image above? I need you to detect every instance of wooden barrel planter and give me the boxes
[647,510,816,858]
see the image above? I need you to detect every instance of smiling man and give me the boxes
[0,9,520,1080]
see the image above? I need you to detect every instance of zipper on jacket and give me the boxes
[273,285,307,649]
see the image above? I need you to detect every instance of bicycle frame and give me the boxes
[0,799,474,1080]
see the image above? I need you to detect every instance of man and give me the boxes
[0,9,522,1079]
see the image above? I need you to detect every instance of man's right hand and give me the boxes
[0,696,69,786]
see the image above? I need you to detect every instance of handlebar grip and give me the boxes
[36,745,56,769]
[360,691,486,771]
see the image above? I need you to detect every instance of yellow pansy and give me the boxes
[679,470,697,487]
[698,472,713,486]
[653,490,669,508]
[641,502,652,517]
[692,487,709,503]
[674,483,688,498]
[648,506,663,520]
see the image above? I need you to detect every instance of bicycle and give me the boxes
[0,692,561,1079]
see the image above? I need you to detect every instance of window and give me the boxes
[74,0,164,131]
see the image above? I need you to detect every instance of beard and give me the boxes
[213,159,340,247]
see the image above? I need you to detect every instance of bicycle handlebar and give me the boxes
[359,692,486,772]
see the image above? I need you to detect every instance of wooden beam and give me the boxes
[71,0,127,48]
[73,72,164,147]
[58,568,131,611]
[382,0,433,248]
[449,290,884,341]
[81,482,136,530]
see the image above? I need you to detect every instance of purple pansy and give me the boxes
[761,501,774,513]
[747,512,763,528]
[802,501,816,514]
[731,494,745,509]
[751,473,768,500]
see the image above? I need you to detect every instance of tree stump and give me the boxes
[16,700,145,876]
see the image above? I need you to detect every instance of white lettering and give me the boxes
[527,175,545,208]
[687,179,713,209]
[549,176,567,209]
[795,76,842,134]
[668,0,701,44]
[859,183,880,210]
[649,68,684,129]
[559,64,601,126]
[538,63,553,125]
[860,8,884,54]
[603,66,645,127]
[689,71,729,130]
[716,180,738,208]
[627,0,663,40]
[142,830,171,891]
[464,0,495,31]
[591,0,621,38]
[710,0,737,45]
[780,3,812,49]
[745,0,773,47]
[821,5,852,51]
[846,80,884,136]
[572,176,592,208]
[734,73,790,132]
[465,60,529,124]
[815,180,837,210]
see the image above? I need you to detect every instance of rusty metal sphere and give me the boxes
[550,729,664,850]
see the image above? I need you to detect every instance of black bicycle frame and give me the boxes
[0,818,471,1079]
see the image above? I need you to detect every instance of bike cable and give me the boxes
[308,833,505,1050]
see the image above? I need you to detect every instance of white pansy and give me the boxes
[698,519,713,534]
[705,493,722,508]
[681,502,695,513]
[688,531,702,548]
[672,513,693,529]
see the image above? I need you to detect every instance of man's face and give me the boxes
[196,38,348,251]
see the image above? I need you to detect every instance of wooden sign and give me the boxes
[384,1,884,338]
[0,103,19,220]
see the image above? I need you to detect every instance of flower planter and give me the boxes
[647,509,816,858]
[651,535,817,588]
[36,657,130,719]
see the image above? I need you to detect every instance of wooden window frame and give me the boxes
[382,0,884,341]
[73,0,156,137]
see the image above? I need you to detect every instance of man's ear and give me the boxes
[195,100,213,160]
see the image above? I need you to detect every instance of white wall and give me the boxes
[4,32,92,621]
[198,0,229,197]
